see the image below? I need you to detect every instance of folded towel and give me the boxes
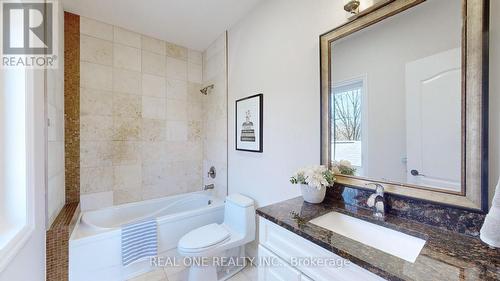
[122,218,158,266]
[480,178,500,248]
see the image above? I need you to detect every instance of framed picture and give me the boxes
[235,94,263,152]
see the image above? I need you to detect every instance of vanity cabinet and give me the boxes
[258,245,312,281]
[258,217,386,281]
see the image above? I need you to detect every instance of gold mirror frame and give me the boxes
[320,0,489,211]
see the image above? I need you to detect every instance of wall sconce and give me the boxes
[344,0,361,14]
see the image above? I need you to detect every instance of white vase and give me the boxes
[300,184,326,204]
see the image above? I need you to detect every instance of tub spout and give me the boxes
[204,184,215,191]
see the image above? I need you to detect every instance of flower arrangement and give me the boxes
[332,160,356,176]
[290,165,336,190]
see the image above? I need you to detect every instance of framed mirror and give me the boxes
[320,0,489,211]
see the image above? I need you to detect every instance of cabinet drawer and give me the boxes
[259,217,386,281]
[258,245,309,281]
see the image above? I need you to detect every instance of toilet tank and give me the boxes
[224,194,255,242]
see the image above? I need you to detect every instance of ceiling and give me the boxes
[63,0,263,51]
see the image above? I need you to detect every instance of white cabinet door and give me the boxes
[258,245,302,281]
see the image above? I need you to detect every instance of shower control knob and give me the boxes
[208,166,216,179]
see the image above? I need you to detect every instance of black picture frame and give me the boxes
[235,94,263,152]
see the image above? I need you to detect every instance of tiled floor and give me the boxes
[128,264,258,281]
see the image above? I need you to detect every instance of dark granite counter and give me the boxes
[256,197,500,281]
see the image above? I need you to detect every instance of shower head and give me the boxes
[200,84,215,95]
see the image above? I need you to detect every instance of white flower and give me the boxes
[339,160,352,168]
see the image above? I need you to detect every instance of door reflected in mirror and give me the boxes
[330,0,462,193]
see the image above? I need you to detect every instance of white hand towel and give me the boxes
[480,178,500,248]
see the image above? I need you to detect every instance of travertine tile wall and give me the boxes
[79,17,205,209]
[202,33,228,198]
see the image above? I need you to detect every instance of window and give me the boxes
[331,80,363,170]
[0,67,34,272]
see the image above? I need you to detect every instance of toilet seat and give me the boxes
[178,223,230,253]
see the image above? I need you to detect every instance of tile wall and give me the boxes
[79,17,208,209]
[202,33,228,198]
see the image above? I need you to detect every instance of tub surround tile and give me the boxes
[113,117,142,141]
[81,191,113,211]
[80,62,113,91]
[166,121,188,142]
[80,141,113,168]
[112,93,142,118]
[113,165,142,190]
[167,79,188,101]
[113,44,142,71]
[64,12,81,204]
[80,34,113,65]
[166,99,188,121]
[165,42,188,60]
[166,57,188,80]
[142,96,166,120]
[113,68,142,95]
[140,141,167,165]
[114,26,141,48]
[113,189,142,205]
[111,141,141,166]
[80,166,113,194]
[142,36,165,55]
[78,16,220,208]
[80,115,114,141]
[80,17,113,41]
[80,88,113,116]
[142,50,166,76]
[142,74,167,98]
[142,119,166,142]
[256,195,500,281]
[46,203,80,281]
[201,33,227,195]
[187,62,202,83]
[188,49,203,65]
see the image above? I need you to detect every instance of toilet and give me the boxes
[177,194,255,281]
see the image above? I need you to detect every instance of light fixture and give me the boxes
[344,0,361,14]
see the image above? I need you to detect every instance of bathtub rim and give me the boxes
[71,192,225,245]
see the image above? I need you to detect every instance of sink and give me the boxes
[309,212,426,263]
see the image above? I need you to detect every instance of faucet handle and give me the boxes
[366,183,384,195]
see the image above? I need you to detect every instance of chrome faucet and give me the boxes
[366,183,385,218]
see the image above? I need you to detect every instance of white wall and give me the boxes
[228,0,346,207]
[228,0,500,208]
[47,0,66,226]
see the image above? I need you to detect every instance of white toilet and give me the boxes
[177,194,255,281]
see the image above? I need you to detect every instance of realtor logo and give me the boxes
[1,0,58,68]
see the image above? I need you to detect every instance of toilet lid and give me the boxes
[178,223,230,250]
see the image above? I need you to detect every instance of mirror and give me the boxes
[320,0,489,211]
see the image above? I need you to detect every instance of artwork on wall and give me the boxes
[236,94,263,152]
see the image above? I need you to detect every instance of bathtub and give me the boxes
[69,191,225,281]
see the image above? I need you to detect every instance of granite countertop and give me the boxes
[256,197,500,281]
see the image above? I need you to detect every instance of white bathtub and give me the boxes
[69,191,225,281]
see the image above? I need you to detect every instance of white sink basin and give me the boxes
[309,212,426,263]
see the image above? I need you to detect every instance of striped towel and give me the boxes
[121,219,158,266]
